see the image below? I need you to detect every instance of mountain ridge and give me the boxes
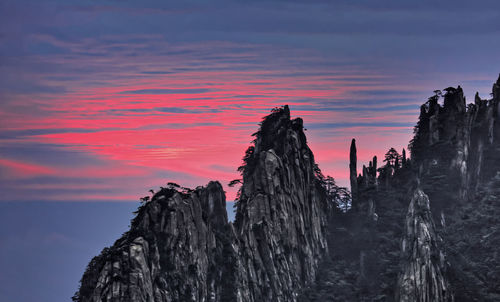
[75,75,500,302]
[74,105,333,302]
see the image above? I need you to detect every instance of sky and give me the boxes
[0,1,499,301]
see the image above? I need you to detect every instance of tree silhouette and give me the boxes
[167,182,180,189]
[180,186,194,194]
[314,163,325,182]
[384,148,401,168]
[228,179,242,187]
[237,146,255,174]
[322,175,352,212]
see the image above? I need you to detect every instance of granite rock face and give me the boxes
[301,76,500,302]
[396,189,453,302]
[234,106,330,301]
[75,76,500,302]
[410,75,500,205]
[75,182,239,302]
[74,106,331,302]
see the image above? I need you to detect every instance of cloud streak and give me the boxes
[1,0,498,205]
[119,88,214,94]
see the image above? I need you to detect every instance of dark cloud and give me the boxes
[140,71,176,75]
[230,95,272,99]
[289,104,419,112]
[306,122,414,130]
[154,107,221,113]
[103,107,224,115]
[0,129,117,140]
[135,122,222,130]
[118,88,214,94]
[349,90,422,97]
[0,142,106,168]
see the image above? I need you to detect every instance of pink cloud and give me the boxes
[0,158,55,178]
[1,39,422,202]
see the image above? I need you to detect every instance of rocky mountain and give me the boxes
[75,75,500,301]
[74,106,332,302]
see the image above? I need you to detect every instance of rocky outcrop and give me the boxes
[396,189,453,302]
[75,182,239,302]
[75,75,500,302]
[234,105,330,301]
[350,138,359,210]
[410,75,500,205]
[74,105,331,302]
[305,77,500,302]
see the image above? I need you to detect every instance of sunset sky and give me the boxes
[1,1,499,301]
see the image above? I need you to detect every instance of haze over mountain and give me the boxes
[74,76,500,301]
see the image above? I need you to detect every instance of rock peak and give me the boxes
[249,105,307,163]
[396,189,452,301]
[349,138,358,210]
[74,106,331,302]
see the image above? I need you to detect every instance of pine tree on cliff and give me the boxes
[384,148,401,168]
[350,138,359,210]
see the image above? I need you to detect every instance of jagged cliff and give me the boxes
[301,75,500,301]
[410,75,500,206]
[233,106,330,301]
[74,106,331,302]
[396,190,452,302]
[75,76,500,302]
[349,75,500,301]
[75,182,237,301]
